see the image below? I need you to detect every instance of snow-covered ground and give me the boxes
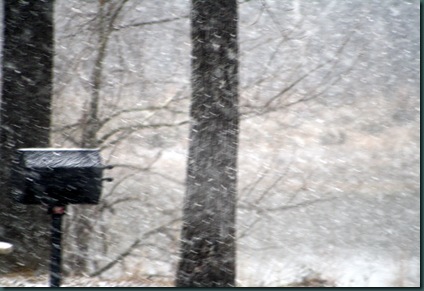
[237,252,420,287]
[0,274,173,287]
[2,256,419,288]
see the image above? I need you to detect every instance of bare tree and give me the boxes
[52,0,189,275]
[63,0,129,274]
[176,0,239,287]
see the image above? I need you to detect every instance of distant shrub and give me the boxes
[284,271,335,287]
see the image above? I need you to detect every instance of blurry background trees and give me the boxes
[0,0,419,287]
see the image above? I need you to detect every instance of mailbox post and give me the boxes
[49,205,66,287]
[11,148,112,287]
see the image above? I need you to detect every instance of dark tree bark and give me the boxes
[176,0,239,287]
[0,0,54,273]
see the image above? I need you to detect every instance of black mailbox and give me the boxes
[11,148,105,206]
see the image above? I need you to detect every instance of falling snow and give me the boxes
[0,0,419,287]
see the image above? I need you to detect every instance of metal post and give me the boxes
[49,206,65,287]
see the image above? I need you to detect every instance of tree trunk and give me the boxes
[0,0,54,273]
[176,0,239,287]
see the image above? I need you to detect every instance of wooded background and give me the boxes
[0,0,419,287]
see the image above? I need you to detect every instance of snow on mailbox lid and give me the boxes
[18,148,102,168]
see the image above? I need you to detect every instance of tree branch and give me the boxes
[98,120,188,148]
[113,15,189,30]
